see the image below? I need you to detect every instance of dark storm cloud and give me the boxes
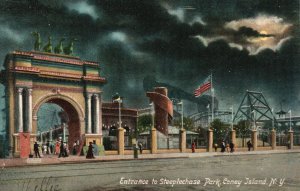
[235,26,274,38]
[0,0,299,117]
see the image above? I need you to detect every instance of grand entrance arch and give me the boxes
[33,94,84,151]
[0,50,106,157]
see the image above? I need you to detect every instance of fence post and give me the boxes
[151,128,157,154]
[180,128,186,153]
[207,129,213,152]
[251,130,257,151]
[118,127,124,155]
[271,129,276,150]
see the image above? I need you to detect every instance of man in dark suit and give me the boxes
[34,142,41,158]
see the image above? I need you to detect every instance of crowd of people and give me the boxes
[33,138,103,159]
[33,138,80,158]
[190,140,238,153]
[34,138,254,158]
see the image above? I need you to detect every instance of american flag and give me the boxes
[194,75,212,97]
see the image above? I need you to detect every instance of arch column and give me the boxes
[27,88,33,133]
[94,94,100,134]
[17,88,23,133]
[86,94,92,134]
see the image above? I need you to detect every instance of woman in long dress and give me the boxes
[86,142,94,159]
[55,141,60,155]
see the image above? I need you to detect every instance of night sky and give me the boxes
[0,0,299,131]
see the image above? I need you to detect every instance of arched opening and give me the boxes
[35,97,81,152]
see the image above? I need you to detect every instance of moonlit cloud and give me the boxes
[228,43,243,51]
[189,16,206,25]
[224,14,293,54]
[65,1,99,20]
[225,15,291,33]
[193,35,226,47]
[254,36,292,54]
[110,32,127,42]
[0,25,26,43]
[166,8,185,22]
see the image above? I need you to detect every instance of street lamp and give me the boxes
[230,106,234,130]
[50,128,53,142]
[211,88,215,122]
[251,110,256,130]
[149,102,155,128]
[177,101,184,129]
[288,110,292,131]
[40,131,43,143]
[113,93,122,129]
[207,104,210,127]
[271,108,275,130]
[63,123,66,142]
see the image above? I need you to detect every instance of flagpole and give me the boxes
[211,73,214,122]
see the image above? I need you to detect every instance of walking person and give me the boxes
[58,140,65,158]
[247,140,252,151]
[46,141,50,154]
[72,141,77,155]
[92,140,99,156]
[138,142,143,154]
[226,143,230,153]
[86,142,95,159]
[49,141,54,154]
[191,140,196,153]
[63,142,69,157]
[214,143,218,152]
[221,141,226,152]
[34,142,41,158]
[55,141,60,155]
[229,142,234,153]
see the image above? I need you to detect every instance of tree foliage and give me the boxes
[137,114,152,134]
[173,117,195,131]
[211,119,230,143]
[235,120,251,147]
[235,120,251,137]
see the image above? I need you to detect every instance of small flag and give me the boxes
[194,75,211,97]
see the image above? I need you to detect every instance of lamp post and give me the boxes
[149,102,154,128]
[211,88,215,122]
[113,93,122,128]
[230,106,234,130]
[50,128,53,142]
[63,123,66,142]
[118,100,121,128]
[288,110,292,131]
[271,108,275,130]
[40,131,43,143]
[178,101,184,129]
[207,104,210,128]
[252,110,256,130]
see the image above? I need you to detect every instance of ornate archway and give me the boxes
[33,94,84,151]
[0,50,106,157]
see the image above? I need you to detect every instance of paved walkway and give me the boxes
[1,149,299,168]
